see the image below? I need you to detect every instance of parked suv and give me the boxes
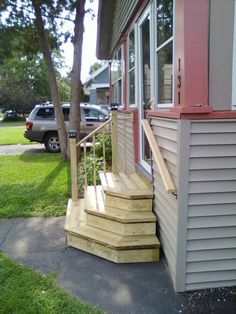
[24,102,109,152]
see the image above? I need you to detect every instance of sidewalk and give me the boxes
[0,143,46,155]
[0,217,235,314]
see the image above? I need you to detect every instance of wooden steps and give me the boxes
[65,172,160,263]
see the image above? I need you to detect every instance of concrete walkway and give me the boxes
[0,217,235,314]
[0,143,46,155]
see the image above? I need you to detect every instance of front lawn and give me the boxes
[0,126,31,145]
[0,253,102,314]
[0,121,25,127]
[0,154,70,218]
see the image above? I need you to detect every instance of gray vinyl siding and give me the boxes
[111,0,140,52]
[209,0,235,110]
[117,113,135,173]
[151,118,178,280]
[185,120,236,291]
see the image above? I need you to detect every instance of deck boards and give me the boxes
[65,172,160,263]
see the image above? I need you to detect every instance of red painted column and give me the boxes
[173,0,212,113]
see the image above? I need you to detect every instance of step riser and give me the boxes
[105,194,152,212]
[67,233,160,263]
[87,214,156,236]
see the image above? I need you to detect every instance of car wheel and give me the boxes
[44,133,61,153]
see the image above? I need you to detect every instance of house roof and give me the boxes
[96,0,117,59]
[84,62,109,87]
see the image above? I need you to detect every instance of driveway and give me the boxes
[0,143,47,155]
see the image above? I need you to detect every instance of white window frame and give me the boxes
[111,47,123,106]
[137,4,152,174]
[154,0,175,109]
[127,27,137,108]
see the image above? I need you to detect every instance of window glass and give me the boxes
[111,47,123,106]
[157,41,173,103]
[128,29,135,69]
[84,108,103,122]
[142,17,151,110]
[128,29,136,106]
[35,108,55,120]
[156,0,173,46]
[62,108,70,121]
[129,70,135,105]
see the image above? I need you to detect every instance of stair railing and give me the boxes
[68,114,114,203]
[116,112,134,174]
[141,119,177,194]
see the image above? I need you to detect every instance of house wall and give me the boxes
[111,0,141,52]
[89,89,96,104]
[92,67,109,84]
[151,117,178,280]
[117,113,135,173]
[150,117,236,291]
[184,119,236,291]
[209,0,235,110]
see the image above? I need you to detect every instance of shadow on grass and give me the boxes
[0,156,71,218]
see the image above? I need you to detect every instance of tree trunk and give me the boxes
[32,0,68,159]
[69,0,86,157]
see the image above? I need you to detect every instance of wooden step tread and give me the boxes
[65,199,159,250]
[86,207,157,223]
[99,172,153,199]
[84,186,156,222]
[68,223,160,250]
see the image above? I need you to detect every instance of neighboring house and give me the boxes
[84,62,109,106]
[95,0,236,292]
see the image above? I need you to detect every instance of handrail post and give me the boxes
[68,130,78,203]
[111,109,118,174]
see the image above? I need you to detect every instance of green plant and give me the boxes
[95,132,112,161]
[78,132,112,191]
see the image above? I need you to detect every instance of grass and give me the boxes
[0,120,25,127]
[0,126,32,145]
[0,252,102,314]
[0,154,70,218]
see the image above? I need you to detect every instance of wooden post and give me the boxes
[111,109,118,174]
[68,130,78,203]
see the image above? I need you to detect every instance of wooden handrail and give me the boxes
[69,117,112,201]
[141,119,177,194]
[76,118,111,147]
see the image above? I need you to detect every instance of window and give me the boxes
[111,47,123,106]
[84,108,105,122]
[156,0,173,106]
[128,29,136,106]
[35,108,55,120]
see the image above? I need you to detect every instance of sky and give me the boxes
[61,0,99,83]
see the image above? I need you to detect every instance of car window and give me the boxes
[62,108,70,121]
[84,108,104,122]
[35,108,55,120]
